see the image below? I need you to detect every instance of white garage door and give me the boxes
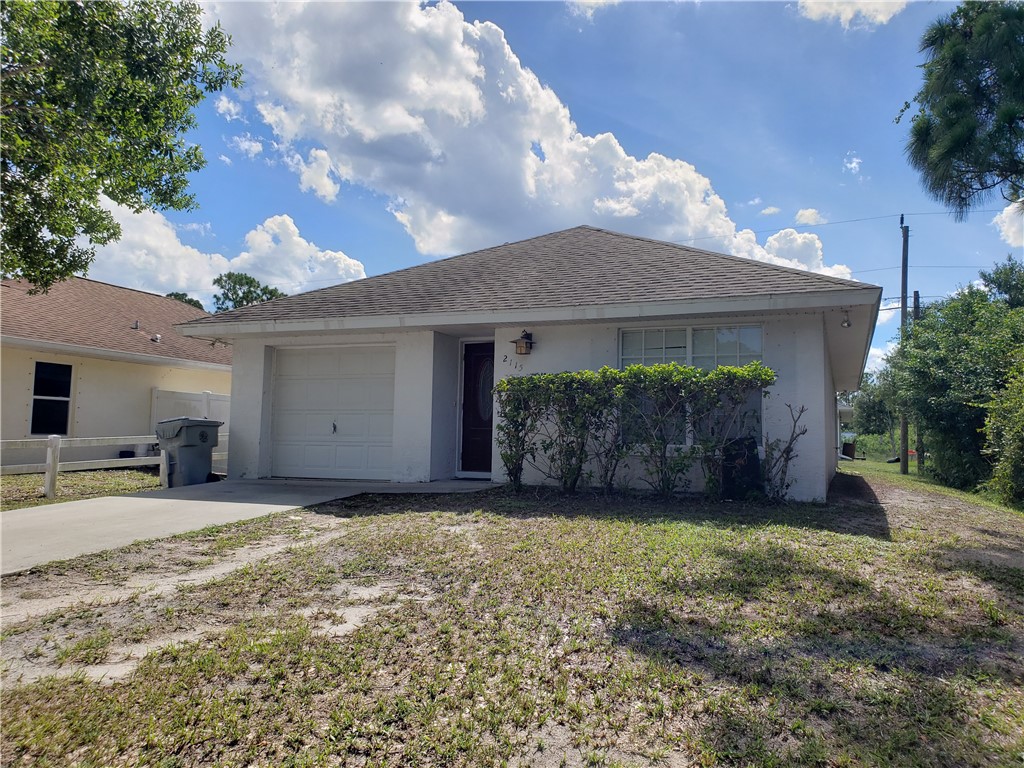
[271,346,395,479]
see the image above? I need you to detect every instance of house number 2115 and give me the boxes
[501,354,524,372]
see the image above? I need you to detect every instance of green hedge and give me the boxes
[493,362,779,498]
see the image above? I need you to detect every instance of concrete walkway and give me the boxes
[1,478,492,575]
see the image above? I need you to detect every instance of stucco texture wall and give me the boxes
[1,346,230,464]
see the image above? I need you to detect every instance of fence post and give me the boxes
[159,449,169,488]
[202,390,212,419]
[44,434,62,499]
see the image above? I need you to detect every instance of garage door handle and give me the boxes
[332,422,337,434]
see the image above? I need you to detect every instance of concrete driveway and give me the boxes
[1,478,491,575]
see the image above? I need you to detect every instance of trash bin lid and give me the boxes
[155,417,224,441]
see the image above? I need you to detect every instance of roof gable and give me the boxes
[186,225,877,327]
[2,278,232,366]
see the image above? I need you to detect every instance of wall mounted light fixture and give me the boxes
[841,312,852,329]
[511,330,535,355]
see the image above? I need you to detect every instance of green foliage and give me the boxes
[980,253,1024,309]
[887,270,1024,489]
[851,370,898,456]
[212,272,287,312]
[1,0,243,290]
[690,363,777,500]
[984,362,1024,505]
[493,376,545,493]
[900,1,1024,219]
[494,362,778,500]
[165,291,205,311]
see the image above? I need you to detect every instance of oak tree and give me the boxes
[1,0,242,290]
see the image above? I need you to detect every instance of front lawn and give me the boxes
[1,468,162,511]
[2,474,1021,766]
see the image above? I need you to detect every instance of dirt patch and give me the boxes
[836,470,1024,570]
[0,512,433,686]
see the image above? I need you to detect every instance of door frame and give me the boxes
[455,337,494,478]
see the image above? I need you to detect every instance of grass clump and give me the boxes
[2,481,1022,767]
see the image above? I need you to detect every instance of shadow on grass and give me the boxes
[312,484,893,541]
[608,541,1021,767]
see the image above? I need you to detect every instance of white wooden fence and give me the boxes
[1,433,230,498]
[1,435,169,498]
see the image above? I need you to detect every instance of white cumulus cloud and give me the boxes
[760,206,781,216]
[285,148,341,202]
[798,1,907,29]
[795,208,828,226]
[992,203,1024,248]
[229,133,263,159]
[875,299,902,325]
[215,94,244,122]
[87,198,365,307]
[568,0,621,20]
[764,228,850,278]
[208,0,850,277]
[865,341,897,373]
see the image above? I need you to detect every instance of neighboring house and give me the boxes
[179,226,881,501]
[1,278,232,466]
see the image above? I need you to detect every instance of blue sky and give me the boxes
[85,0,1023,370]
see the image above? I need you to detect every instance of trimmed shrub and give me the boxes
[495,362,780,499]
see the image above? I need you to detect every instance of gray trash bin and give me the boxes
[155,417,224,487]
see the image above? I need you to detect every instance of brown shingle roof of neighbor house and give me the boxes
[186,225,877,327]
[1,277,232,366]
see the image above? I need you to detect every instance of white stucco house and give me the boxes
[1,278,232,466]
[179,226,881,501]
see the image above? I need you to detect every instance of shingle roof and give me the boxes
[1,277,232,366]
[186,225,876,327]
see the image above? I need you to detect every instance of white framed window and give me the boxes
[31,362,73,435]
[619,325,764,441]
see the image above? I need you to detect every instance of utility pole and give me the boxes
[913,290,924,475]
[900,215,909,476]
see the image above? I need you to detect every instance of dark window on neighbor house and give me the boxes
[31,362,73,435]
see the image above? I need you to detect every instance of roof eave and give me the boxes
[1,336,232,372]
[178,287,884,339]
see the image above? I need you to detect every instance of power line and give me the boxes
[669,208,1006,245]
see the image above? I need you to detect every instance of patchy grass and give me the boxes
[2,482,1022,767]
[1,469,162,511]
[856,460,1023,515]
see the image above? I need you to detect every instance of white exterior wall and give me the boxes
[760,314,830,501]
[491,315,831,501]
[431,334,460,479]
[1,345,230,465]
[225,313,835,499]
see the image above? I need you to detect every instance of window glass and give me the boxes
[664,330,687,363]
[643,329,664,357]
[33,362,72,398]
[739,326,762,357]
[31,401,70,435]
[621,331,643,358]
[692,328,715,356]
[31,362,72,435]
[619,325,764,442]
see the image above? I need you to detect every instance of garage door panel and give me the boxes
[306,380,339,409]
[367,412,393,440]
[275,413,307,440]
[358,351,396,375]
[307,349,342,376]
[335,413,367,440]
[367,378,395,409]
[272,346,395,479]
[366,445,392,471]
[275,348,308,375]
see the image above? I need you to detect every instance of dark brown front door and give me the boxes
[461,342,494,473]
